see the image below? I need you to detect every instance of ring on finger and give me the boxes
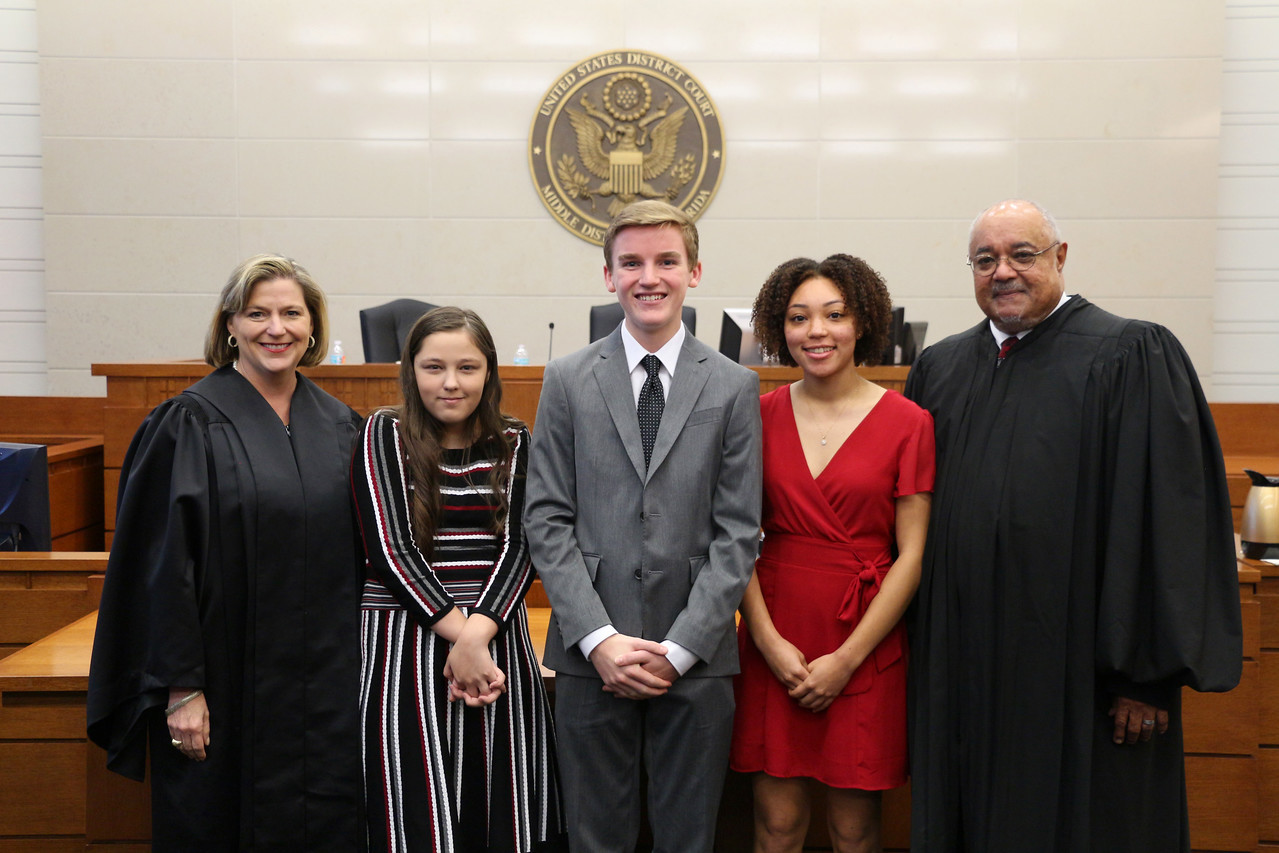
[171,738,183,748]
[1141,720,1155,727]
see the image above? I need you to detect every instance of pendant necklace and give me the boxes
[802,388,853,446]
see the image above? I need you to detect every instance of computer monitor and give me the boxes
[901,321,928,365]
[0,442,51,551]
[880,307,906,365]
[878,307,928,366]
[718,309,772,366]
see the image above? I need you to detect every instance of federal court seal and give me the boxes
[529,50,725,245]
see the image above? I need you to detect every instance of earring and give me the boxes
[308,335,316,349]
[228,334,238,348]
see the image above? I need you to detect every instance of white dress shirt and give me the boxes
[988,291,1072,349]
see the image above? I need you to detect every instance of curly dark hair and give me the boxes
[750,254,894,368]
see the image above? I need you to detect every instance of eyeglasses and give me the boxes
[967,242,1059,277]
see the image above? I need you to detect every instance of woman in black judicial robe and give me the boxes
[87,255,365,851]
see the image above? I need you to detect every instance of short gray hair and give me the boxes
[968,199,1063,247]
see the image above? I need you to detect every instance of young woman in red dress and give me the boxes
[731,255,935,853]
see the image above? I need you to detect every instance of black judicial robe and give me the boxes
[87,367,364,851]
[903,296,1242,853]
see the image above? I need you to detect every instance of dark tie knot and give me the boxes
[642,354,661,379]
[998,336,1018,361]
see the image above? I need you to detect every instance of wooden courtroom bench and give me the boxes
[0,612,105,851]
[0,552,106,661]
[90,362,906,548]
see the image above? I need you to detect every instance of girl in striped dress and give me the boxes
[352,307,565,852]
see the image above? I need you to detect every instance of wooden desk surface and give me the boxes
[0,608,556,688]
[0,610,96,690]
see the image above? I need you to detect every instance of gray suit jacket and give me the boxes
[525,328,763,678]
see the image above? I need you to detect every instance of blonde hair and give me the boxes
[602,200,700,270]
[204,254,328,368]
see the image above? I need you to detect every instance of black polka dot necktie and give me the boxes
[638,354,664,470]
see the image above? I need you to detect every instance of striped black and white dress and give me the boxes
[353,410,565,852]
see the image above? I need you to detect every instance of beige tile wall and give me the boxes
[1213,1,1279,401]
[0,1,45,396]
[34,0,1230,395]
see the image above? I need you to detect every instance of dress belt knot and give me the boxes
[839,560,885,625]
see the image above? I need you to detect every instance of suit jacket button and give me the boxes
[633,569,642,580]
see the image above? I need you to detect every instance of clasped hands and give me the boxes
[760,635,860,714]
[444,615,506,708]
[590,633,679,700]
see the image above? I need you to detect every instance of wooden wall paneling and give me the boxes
[102,407,146,469]
[103,468,120,532]
[0,553,111,573]
[0,841,89,853]
[1262,747,1279,845]
[0,585,96,646]
[525,578,549,609]
[0,397,103,436]
[1184,660,1259,755]
[1244,595,1262,662]
[54,527,104,551]
[1208,403,1279,531]
[1186,755,1258,852]
[0,686,86,740]
[48,441,105,549]
[0,554,107,651]
[1262,573,1279,651]
[881,784,911,851]
[1211,404,1279,456]
[85,742,151,844]
[0,743,87,835]
[501,365,548,429]
[313,376,371,413]
[0,612,99,847]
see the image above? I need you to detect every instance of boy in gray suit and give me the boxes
[526,200,762,852]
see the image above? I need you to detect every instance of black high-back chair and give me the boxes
[588,303,697,343]
[359,299,438,362]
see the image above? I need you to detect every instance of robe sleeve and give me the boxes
[1092,323,1243,705]
[471,426,536,628]
[87,397,212,781]
[351,410,456,625]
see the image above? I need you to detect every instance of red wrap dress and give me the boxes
[731,386,934,789]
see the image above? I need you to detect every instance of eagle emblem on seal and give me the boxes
[529,51,724,245]
[559,73,696,218]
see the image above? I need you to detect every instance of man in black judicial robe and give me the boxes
[903,199,1242,852]
[88,366,364,850]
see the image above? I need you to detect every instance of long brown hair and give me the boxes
[394,307,521,549]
